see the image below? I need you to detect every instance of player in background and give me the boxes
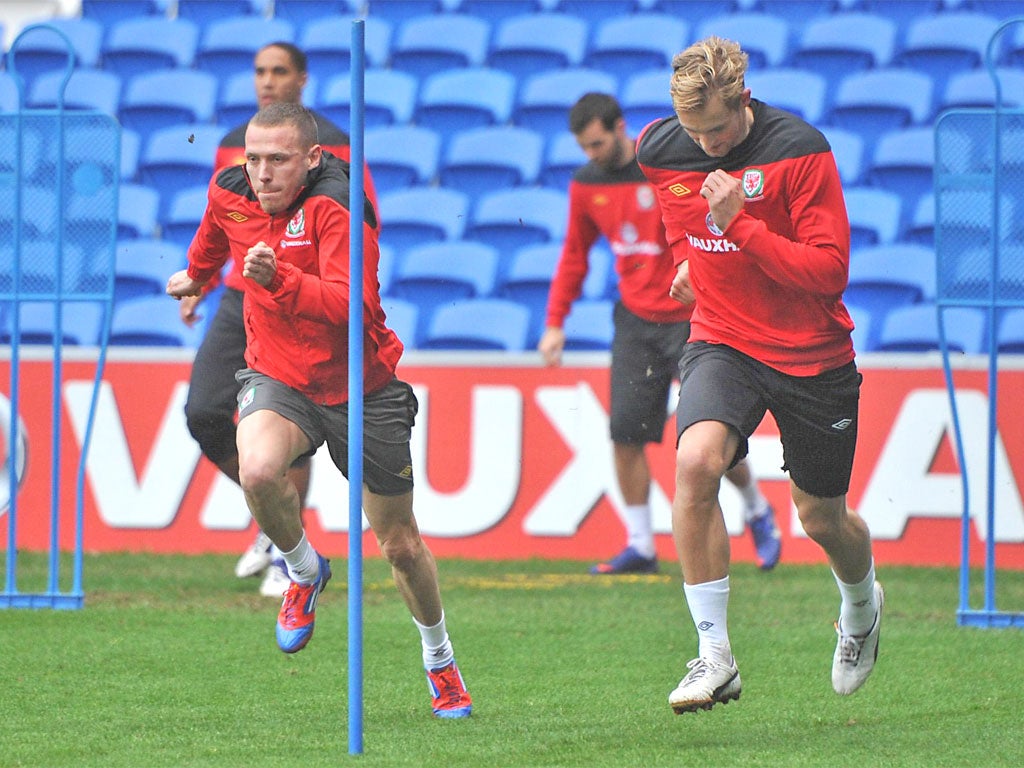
[167,103,472,718]
[636,37,882,714]
[538,92,781,576]
[178,42,377,597]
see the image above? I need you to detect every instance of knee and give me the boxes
[237,455,284,498]
[377,527,423,571]
[675,441,729,488]
[797,501,843,545]
[185,405,237,464]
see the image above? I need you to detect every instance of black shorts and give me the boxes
[610,302,690,445]
[675,342,861,499]
[235,370,418,496]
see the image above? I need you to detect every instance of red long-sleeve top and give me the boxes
[636,100,855,376]
[185,151,400,404]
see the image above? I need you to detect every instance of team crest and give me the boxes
[286,208,306,237]
[636,185,655,210]
[742,169,764,199]
[620,221,639,244]
[705,212,723,236]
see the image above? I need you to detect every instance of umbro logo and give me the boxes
[831,418,853,431]
[227,211,248,222]
[697,621,715,631]
[669,183,691,196]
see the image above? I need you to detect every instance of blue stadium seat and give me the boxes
[906,192,936,246]
[877,303,987,354]
[552,0,637,25]
[365,124,441,192]
[439,125,544,197]
[377,244,396,295]
[318,68,417,128]
[997,307,1024,353]
[563,299,615,351]
[465,187,568,259]
[389,239,501,341]
[820,126,865,187]
[377,186,470,254]
[8,18,103,88]
[0,73,18,112]
[138,125,221,218]
[789,13,897,96]
[102,17,200,80]
[0,185,57,242]
[0,301,105,346]
[216,71,259,126]
[299,14,393,74]
[458,0,545,25]
[620,68,672,136]
[160,184,210,248]
[120,129,142,181]
[746,68,827,124]
[540,131,587,189]
[866,126,936,225]
[941,67,1024,111]
[859,0,943,30]
[487,12,588,80]
[420,298,532,351]
[390,14,491,80]
[931,189,1018,263]
[0,118,43,182]
[114,238,186,304]
[27,69,121,115]
[649,0,739,17]
[894,12,1001,102]
[844,187,902,249]
[757,0,837,39]
[0,240,87,295]
[178,0,268,25]
[413,67,517,150]
[695,13,791,70]
[82,0,168,25]
[119,69,219,144]
[117,183,161,240]
[583,13,689,83]
[845,302,875,354]
[827,69,934,148]
[275,0,361,24]
[381,296,421,349]
[365,0,446,26]
[513,67,618,141]
[195,16,296,81]
[109,295,202,347]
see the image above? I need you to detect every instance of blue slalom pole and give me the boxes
[347,19,365,757]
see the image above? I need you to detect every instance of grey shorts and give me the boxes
[235,370,417,496]
[675,342,861,498]
[610,302,690,445]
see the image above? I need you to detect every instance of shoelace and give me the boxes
[280,583,306,625]
[433,668,465,704]
[683,658,711,682]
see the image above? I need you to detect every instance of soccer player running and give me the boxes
[635,37,882,713]
[166,103,471,718]
[178,42,377,597]
[538,92,781,576]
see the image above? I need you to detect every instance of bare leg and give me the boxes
[792,482,872,584]
[614,442,650,505]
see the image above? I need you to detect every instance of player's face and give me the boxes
[253,46,307,108]
[244,123,320,215]
[575,117,628,172]
[676,90,752,158]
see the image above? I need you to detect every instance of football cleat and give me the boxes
[426,661,473,718]
[748,503,782,571]
[589,546,658,575]
[235,530,274,578]
[669,657,742,714]
[832,581,884,695]
[275,555,331,654]
[259,558,290,598]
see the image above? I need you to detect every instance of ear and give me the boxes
[308,144,322,169]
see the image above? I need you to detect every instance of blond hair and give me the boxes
[669,36,748,113]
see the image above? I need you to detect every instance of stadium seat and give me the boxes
[0,73,18,112]
[563,299,615,351]
[420,298,532,351]
[845,302,875,354]
[905,192,936,246]
[940,67,1024,111]
[195,16,296,81]
[102,17,200,80]
[845,243,936,349]
[82,0,167,25]
[318,68,417,128]
[827,69,934,149]
[177,0,268,25]
[216,71,259,127]
[583,14,690,83]
[458,0,544,24]
[109,295,202,347]
[390,14,491,80]
[0,301,104,346]
[65,186,120,262]
[649,0,739,17]
[27,69,121,115]
[113,238,186,304]
[487,13,587,80]
[859,0,942,30]
[365,0,446,26]
[540,131,588,189]
[413,67,517,150]
[117,183,161,240]
[300,14,393,74]
[757,0,837,37]
[389,239,501,341]
[865,127,936,226]
[877,304,987,355]
[138,125,222,219]
[997,307,1024,353]
[820,126,865,187]
[365,124,441,192]
[439,125,544,197]
[8,18,103,88]
[894,12,1001,102]
[552,0,637,25]
[745,68,827,124]
[160,184,210,248]
[694,13,791,70]
[0,240,88,296]
[0,118,43,182]
[931,189,1018,266]
[513,68,619,141]
[0,185,57,242]
[274,0,360,24]
[376,186,470,255]
[844,187,902,249]
[789,13,897,96]
[381,296,421,349]
[120,129,142,182]
[465,187,568,259]
[620,68,674,135]
[119,69,219,144]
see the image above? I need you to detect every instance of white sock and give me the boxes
[683,576,732,664]
[414,611,454,670]
[280,533,320,584]
[738,481,769,523]
[622,504,655,558]
[833,559,878,636]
